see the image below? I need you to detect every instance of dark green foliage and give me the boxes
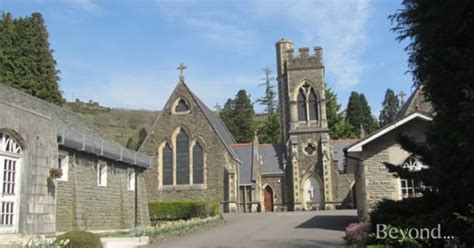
[257,112,280,143]
[346,92,378,136]
[379,89,400,126]
[256,66,278,114]
[256,67,280,143]
[137,127,148,149]
[148,200,221,221]
[56,230,102,248]
[0,12,64,105]
[220,90,256,143]
[126,137,137,150]
[369,0,474,246]
[325,88,355,139]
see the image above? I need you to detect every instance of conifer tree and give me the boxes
[375,0,474,245]
[346,91,377,136]
[379,89,400,126]
[221,90,256,143]
[325,88,354,139]
[255,66,280,143]
[0,12,64,105]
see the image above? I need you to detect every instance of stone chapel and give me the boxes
[140,39,356,212]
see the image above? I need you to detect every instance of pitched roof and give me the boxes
[346,112,432,153]
[397,85,433,119]
[231,143,285,185]
[181,80,239,161]
[0,83,152,168]
[331,139,359,171]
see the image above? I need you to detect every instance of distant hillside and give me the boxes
[65,100,159,150]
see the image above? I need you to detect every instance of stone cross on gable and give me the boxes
[399,90,406,106]
[177,63,187,80]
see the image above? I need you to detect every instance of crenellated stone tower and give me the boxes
[276,38,335,210]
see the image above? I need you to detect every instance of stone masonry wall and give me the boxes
[140,82,235,207]
[0,101,58,235]
[56,149,149,232]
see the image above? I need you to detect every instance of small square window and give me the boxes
[58,155,69,181]
[97,162,107,187]
[127,168,136,191]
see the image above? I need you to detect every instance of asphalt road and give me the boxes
[146,210,357,248]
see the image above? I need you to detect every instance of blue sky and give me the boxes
[1,0,414,115]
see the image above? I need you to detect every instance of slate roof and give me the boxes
[231,143,285,185]
[181,80,239,161]
[397,85,433,119]
[331,139,358,171]
[0,83,153,168]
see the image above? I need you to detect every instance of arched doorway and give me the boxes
[303,176,322,210]
[0,132,23,233]
[263,185,274,212]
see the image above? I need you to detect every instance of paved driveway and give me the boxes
[146,210,357,248]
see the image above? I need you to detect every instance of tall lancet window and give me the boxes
[162,143,173,185]
[297,82,319,121]
[297,88,307,121]
[176,129,190,184]
[192,142,204,184]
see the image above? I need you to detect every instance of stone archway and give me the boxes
[263,185,274,212]
[302,176,323,210]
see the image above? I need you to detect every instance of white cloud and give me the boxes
[154,0,257,49]
[249,0,370,90]
[66,0,100,13]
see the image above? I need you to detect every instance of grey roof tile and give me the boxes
[331,139,358,171]
[0,83,152,168]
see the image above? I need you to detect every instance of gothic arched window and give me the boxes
[297,88,307,121]
[176,129,190,184]
[162,143,173,185]
[297,82,319,121]
[192,142,204,184]
[308,88,319,120]
[175,99,190,113]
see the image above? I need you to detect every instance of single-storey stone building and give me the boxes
[0,83,152,237]
[345,86,433,218]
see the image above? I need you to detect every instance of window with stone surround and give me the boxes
[399,156,427,199]
[58,155,69,181]
[97,162,107,187]
[127,168,135,191]
[297,82,319,122]
[162,143,173,185]
[192,141,204,184]
[176,129,190,184]
[159,129,206,187]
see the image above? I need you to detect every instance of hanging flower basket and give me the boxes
[48,168,63,184]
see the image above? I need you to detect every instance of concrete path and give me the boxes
[146,210,357,248]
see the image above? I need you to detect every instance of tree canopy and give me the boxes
[346,91,378,136]
[379,88,400,126]
[374,0,474,245]
[325,88,354,139]
[0,12,64,105]
[220,90,256,143]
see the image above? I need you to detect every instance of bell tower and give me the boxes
[275,38,334,210]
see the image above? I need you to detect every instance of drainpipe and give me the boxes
[134,167,138,227]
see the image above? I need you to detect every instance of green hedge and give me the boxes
[56,230,102,248]
[149,200,221,221]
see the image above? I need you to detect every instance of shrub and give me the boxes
[345,222,370,244]
[148,200,221,221]
[56,230,102,248]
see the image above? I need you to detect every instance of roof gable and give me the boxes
[346,112,432,153]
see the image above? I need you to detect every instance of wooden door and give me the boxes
[264,186,273,212]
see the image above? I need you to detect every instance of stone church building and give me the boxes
[141,39,356,212]
[0,83,151,237]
